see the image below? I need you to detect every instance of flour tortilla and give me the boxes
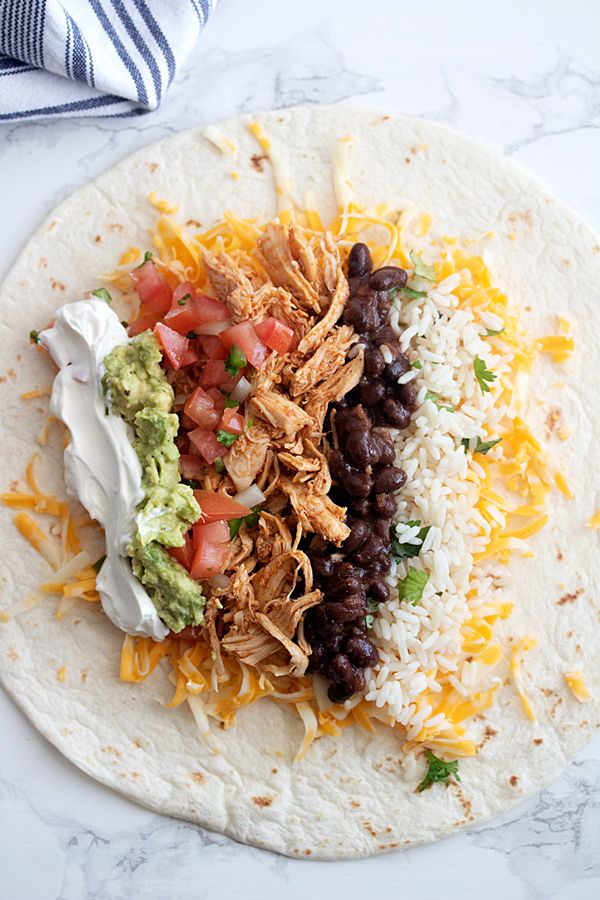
[1,106,599,860]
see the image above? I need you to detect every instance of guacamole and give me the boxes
[102,332,204,632]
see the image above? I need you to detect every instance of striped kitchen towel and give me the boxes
[0,0,218,121]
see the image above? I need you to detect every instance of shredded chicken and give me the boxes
[202,249,255,320]
[256,223,321,313]
[182,222,362,680]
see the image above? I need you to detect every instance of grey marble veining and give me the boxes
[1,1,599,897]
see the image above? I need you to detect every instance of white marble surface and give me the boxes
[1,1,599,897]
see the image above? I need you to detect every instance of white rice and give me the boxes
[368,279,513,729]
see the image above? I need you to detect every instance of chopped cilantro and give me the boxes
[178,293,192,306]
[411,359,422,369]
[214,457,226,474]
[365,614,375,629]
[181,478,200,488]
[398,566,428,604]
[417,750,461,792]
[120,320,129,328]
[425,390,454,412]
[92,287,112,304]
[461,436,502,455]
[29,329,40,344]
[409,251,435,282]
[246,417,254,430]
[229,506,261,539]
[474,356,497,394]
[144,250,154,262]
[485,326,505,337]
[367,597,379,613]
[186,330,199,340]
[92,555,106,574]
[391,520,431,561]
[216,429,239,448]
[223,396,238,409]
[224,345,247,377]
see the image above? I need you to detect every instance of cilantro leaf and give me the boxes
[367,597,380,612]
[224,345,247,377]
[177,293,192,306]
[229,506,261,539]
[92,288,112,304]
[461,436,502,455]
[92,555,106,574]
[398,566,429,604]
[391,520,431,561]
[417,750,461,792]
[144,250,154,262]
[485,326,505,337]
[411,360,422,369]
[223,396,239,409]
[120,320,129,328]
[216,429,239,448]
[409,251,435,282]
[29,329,40,344]
[474,356,497,394]
[424,390,454,412]
[365,614,375,629]
[186,330,199,339]
[214,457,226,474]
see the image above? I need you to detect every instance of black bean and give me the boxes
[369,266,408,292]
[383,356,411,382]
[382,398,411,429]
[350,668,366,694]
[328,653,355,683]
[329,448,350,482]
[343,519,370,553]
[373,517,393,539]
[372,325,399,345]
[348,243,373,278]
[341,467,372,499]
[373,466,407,494]
[372,431,395,466]
[372,493,396,518]
[357,378,386,408]
[309,552,334,580]
[307,643,327,671]
[343,431,379,469]
[342,296,380,334]
[328,680,355,703]
[395,380,418,410]
[349,621,368,638]
[345,636,379,668]
[369,578,390,602]
[364,347,385,377]
[353,498,371,517]
[331,561,360,583]
[353,535,388,568]
[328,577,366,601]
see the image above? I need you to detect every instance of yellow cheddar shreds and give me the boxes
[587,510,600,529]
[149,192,178,215]
[57,665,67,683]
[510,638,537,721]
[554,471,573,499]
[564,671,591,702]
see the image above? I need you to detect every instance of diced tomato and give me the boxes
[220,321,268,368]
[219,407,245,435]
[181,413,198,431]
[192,520,230,548]
[188,427,225,464]
[172,281,196,306]
[206,388,225,412]
[199,334,228,360]
[192,490,252,523]
[189,540,228,580]
[180,345,200,368]
[131,260,172,315]
[164,290,230,336]
[154,322,189,370]
[127,308,161,337]
[168,533,195,571]
[184,387,216,425]
[179,454,205,481]
[255,317,297,354]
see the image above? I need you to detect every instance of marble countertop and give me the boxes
[1,1,599,897]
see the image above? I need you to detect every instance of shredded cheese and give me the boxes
[564,671,590,702]
[510,638,537,721]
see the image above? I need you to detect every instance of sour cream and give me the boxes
[40,300,169,640]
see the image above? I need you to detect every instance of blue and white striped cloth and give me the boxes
[0,0,218,121]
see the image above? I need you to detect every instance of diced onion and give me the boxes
[209,574,231,589]
[230,376,252,404]
[197,320,230,335]
[234,484,266,508]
